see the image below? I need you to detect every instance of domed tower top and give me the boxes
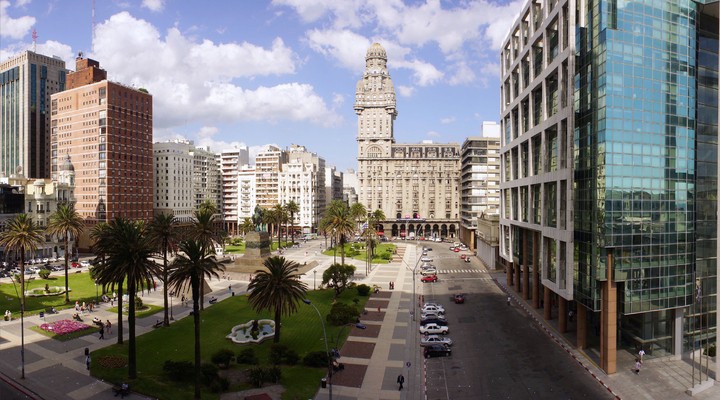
[366,43,387,61]
[60,154,75,172]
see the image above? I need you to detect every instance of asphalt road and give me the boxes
[417,242,615,400]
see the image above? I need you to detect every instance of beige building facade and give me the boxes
[356,43,460,239]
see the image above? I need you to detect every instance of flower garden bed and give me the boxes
[31,319,96,341]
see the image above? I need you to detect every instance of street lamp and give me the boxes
[95,281,98,304]
[9,274,25,379]
[303,299,332,400]
[332,228,337,264]
[407,245,424,322]
[313,270,317,290]
[169,291,174,321]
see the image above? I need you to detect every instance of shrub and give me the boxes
[705,343,716,357]
[135,296,143,309]
[208,376,229,393]
[269,343,289,365]
[247,366,266,388]
[163,360,193,381]
[380,252,392,260]
[266,365,282,383]
[303,351,329,368]
[211,349,235,369]
[356,284,371,296]
[285,349,299,365]
[200,362,219,386]
[39,269,51,279]
[237,348,259,365]
[327,302,360,326]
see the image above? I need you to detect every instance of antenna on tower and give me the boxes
[32,29,38,52]
[91,0,96,53]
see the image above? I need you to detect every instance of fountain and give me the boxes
[226,319,276,344]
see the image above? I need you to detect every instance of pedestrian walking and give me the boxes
[507,296,511,305]
[397,374,405,390]
[106,320,112,334]
[568,310,574,322]
[638,349,645,363]
[85,354,91,370]
[98,324,105,340]
[635,359,641,374]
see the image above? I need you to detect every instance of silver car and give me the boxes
[420,334,453,347]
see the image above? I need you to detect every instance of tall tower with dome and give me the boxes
[355,43,461,240]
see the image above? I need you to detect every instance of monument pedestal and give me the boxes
[226,231,271,272]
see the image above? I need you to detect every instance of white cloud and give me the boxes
[14,0,31,8]
[87,12,340,129]
[426,130,441,137]
[393,58,443,86]
[305,29,371,72]
[0,0,35,39]
[397,85,414,97]
[448,60,475,85]
[440,116,455,124]
[272,0,368,29]
[141,0,165,12]
[0,39,73,65]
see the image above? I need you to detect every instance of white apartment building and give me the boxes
[153,140,195,222]
[255,145,287,210]
[237,165,256,226]
[220,147,249,233]
[343,168,359,205]
[459,122,502,250]
[191,146,221,212]
[324,166,343,207]
[278,145,325,233]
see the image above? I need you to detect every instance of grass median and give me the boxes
[91,287,369,400]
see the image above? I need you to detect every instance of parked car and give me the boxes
[27,266,41,273]
[421,267,437,276]
[423,247,433,251]
[49,265,64,272]
[420,316,448,326]
[421,311,444,320]
[422,304,445,314]
[424,344,451,358]
[80,261,90,267]
[454,294,466,304]
[71,262,81,268]
[453,247,461,252]
[420,334,453,347]
[449,246,457,251]
[419,323,449,335]
[420,256,433,263]
[421,274,438,283]
[423,302,444,310]
[42,258,49,263]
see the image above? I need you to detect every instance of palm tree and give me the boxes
[350,203,367,232]
[46,203,84,303]
[273,203,288,249]
[285,200,300,244]
[240,218,255,236]
[262,207,277,241]
[324,200,355,264]
[91,217,158,379]
[147,213,178,326]
[318,215,331,249]
[247,256,308,343]
[90,222,124,344]
[0,214,44,379]
[168,239,223,400]
[191,206,222,310]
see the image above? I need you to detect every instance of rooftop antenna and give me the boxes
[32,29,37,52]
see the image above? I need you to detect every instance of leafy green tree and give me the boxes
[285,200,300,244]
[46,203,84,303]
[168,239,224,400]
[91,217,158,379]
[247,256,308,343]
[322,263,356,297]
[324,200,356,264]
[147,213,179,326]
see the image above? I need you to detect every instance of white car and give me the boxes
[80,261,91,267]
[422,304,445,314]
[420,334,453,347]
[420,257,433,262]
[421,311,444,320]
[423,302,444,309]
[419,323,449,335]
[421,267,437,276]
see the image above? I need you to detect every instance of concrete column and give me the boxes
[600,249,617,374]
[507,261,513,286]
[577,304,587,349]
[532,231,540,308]
[522,230,530,300]
[544,286,552,320]
[515,261,521,293]
[558,297,567,333]
[673,308,684,357]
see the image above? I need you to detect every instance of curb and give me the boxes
[497,279,622,400]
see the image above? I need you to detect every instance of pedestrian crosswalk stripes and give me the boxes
[437,269,487,274]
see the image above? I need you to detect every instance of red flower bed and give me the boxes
[39,319,91,336]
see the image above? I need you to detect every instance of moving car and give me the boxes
[454,294,466,304]
[80,261,90,267]
[421,274,438,283]
[420,323,449,335]
[420,267,437,276]
[424,344,451,358]
[420,334,453,347]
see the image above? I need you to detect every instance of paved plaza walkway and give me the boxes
[0,239,718,399]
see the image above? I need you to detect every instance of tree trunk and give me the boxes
[163,244,169,326]
[128,281,137,379]
[64,234,70,303]
[192,277,202,400]
[274,308,281,343]
[116,284,124,344]
[340,234,346,265]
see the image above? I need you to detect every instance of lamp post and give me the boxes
[9,274,25,379]
[332,228,337,264]
[313,270,317,290]
[408,245,423,322]
[95,281,98,304]
[303,299,332,400]
[169,292,174,321]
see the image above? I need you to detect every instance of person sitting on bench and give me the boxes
[113,382,130,397]
[152,320,162,328]
[208,296,217,304]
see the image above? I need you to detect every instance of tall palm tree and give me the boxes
[240,218,255,236]
[318,215,331,249]
[46,203,84,303]
[324,200,355,265]
[285,200,300,244]
[247,256,308,343]
[147,213,178,326]
[0,214,44,379]
[92,217,158,379]
[191,206,222,310]
[168,239,223,400]
[90,222,125,344]
[350,203,367,232]
[273,203,288,249]
[262,207,277,240]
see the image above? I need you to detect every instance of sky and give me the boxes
[0,0,521,171]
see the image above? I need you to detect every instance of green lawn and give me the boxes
[106,304,164,319]
[323,243,396,264]
[0,272,118,316]
[225,240,293,254]
[91,288,368,400]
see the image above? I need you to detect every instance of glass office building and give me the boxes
[501,0,717,375]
